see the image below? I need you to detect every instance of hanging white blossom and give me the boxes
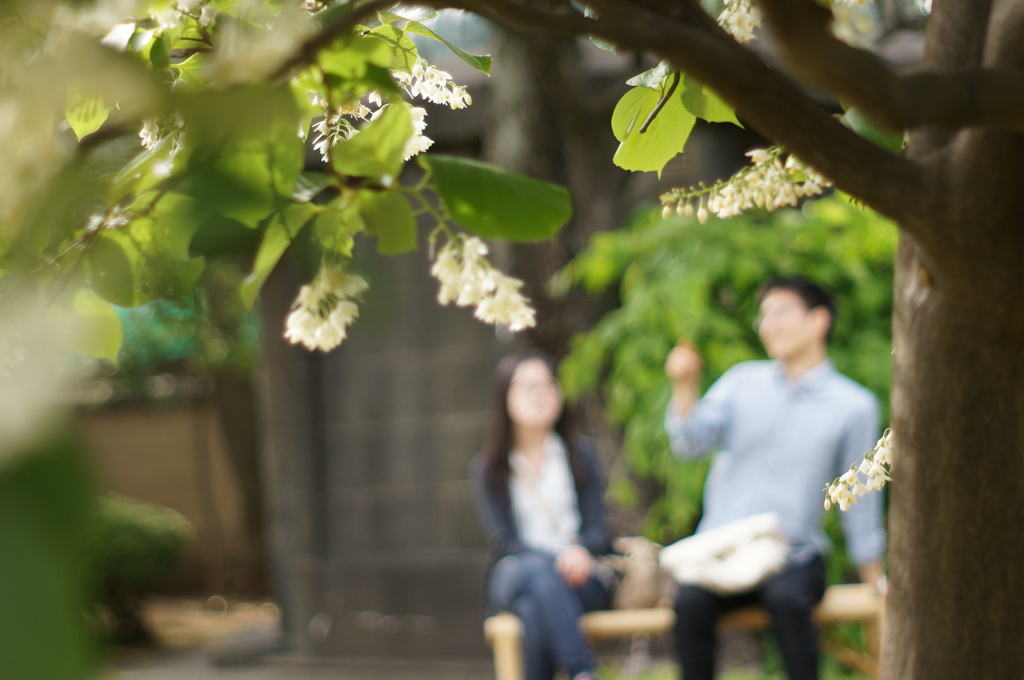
[430,236,536,332]
[402,106,434,161]
[661,146,832,221]
[393,57,473,109]
[824,429,894,511]
[284,265,369,352]
[717,0,762,43]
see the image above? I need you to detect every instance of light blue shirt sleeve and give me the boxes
[663,366,737,459]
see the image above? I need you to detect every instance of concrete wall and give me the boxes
[257,244,510,660]
[77,404,250,593]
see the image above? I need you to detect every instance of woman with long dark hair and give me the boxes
[472,350,613,680]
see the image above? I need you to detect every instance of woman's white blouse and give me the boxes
[508,434,581,556]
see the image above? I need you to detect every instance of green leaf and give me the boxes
[313,0,359,29]
[330,104,412,180]
[400,18,492,75]
[680,75,741,126]
[109,136,177,203]
[182,86,305,227]
[172,53,209,94]
[319,33,393,78]
[360,190,417,254]
[612,86,696,176]
[85,193,207,308]
[240,203,317,308]
[377,7,437,24]
[369,24,419,73]
[188,214,262,258]
[149,33,170,70]
[611,87,659,142]
[314,202,361,255]
[626,62,674,89]
[66,288,124,360]
[84,232,139,307]
[65,95,111,141]
[0,436,95,680]
[841,106,904,153]
[422,155,572,242]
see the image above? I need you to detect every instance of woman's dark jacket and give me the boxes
[470,438,612,563]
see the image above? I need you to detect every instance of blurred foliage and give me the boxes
[0,432,97,679]
[0,1,569,366]
[80,260,262,407]
[556,194,896,576]
[85,493,194,644]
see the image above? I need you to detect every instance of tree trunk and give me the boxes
[879,3,1024,676]
[211,369,269,595]
[885,231,1024,678]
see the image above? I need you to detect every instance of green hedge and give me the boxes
[86,493,194,643]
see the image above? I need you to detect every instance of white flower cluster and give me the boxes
[138,115,185,153]
[311,48,470,164]
[403,106,433,160]
[393,58,472,109]
[153,0,215,32]
[661,147,832,223]
[316,103,432,164]
[284,265,368,352]
[312,112,358,162]
[718,0,762,43]
[430,236,536,332]
[824,429,893,511]
[139,120,161,149]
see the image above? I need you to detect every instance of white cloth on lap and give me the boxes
[659,512,790,596]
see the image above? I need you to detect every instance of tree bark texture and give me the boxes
[887,234,1024,678]
[884,3,1024,676]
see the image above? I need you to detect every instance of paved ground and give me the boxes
[100,598,496,680]
[107,649,495,680]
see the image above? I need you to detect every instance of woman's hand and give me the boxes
[556,544,594,588]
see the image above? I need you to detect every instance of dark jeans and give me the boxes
[488,551,612,680]
[673,555,827,680]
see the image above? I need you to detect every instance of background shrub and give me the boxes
[556,194,895,586]
[86,493,194,644]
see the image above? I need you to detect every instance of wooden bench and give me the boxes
[484,583,884,680]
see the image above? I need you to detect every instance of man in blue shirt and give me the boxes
[663,276,886,680]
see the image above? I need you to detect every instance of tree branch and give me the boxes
[755,0,1024,133]
[458,0,925,228]
[272,0,404,79]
